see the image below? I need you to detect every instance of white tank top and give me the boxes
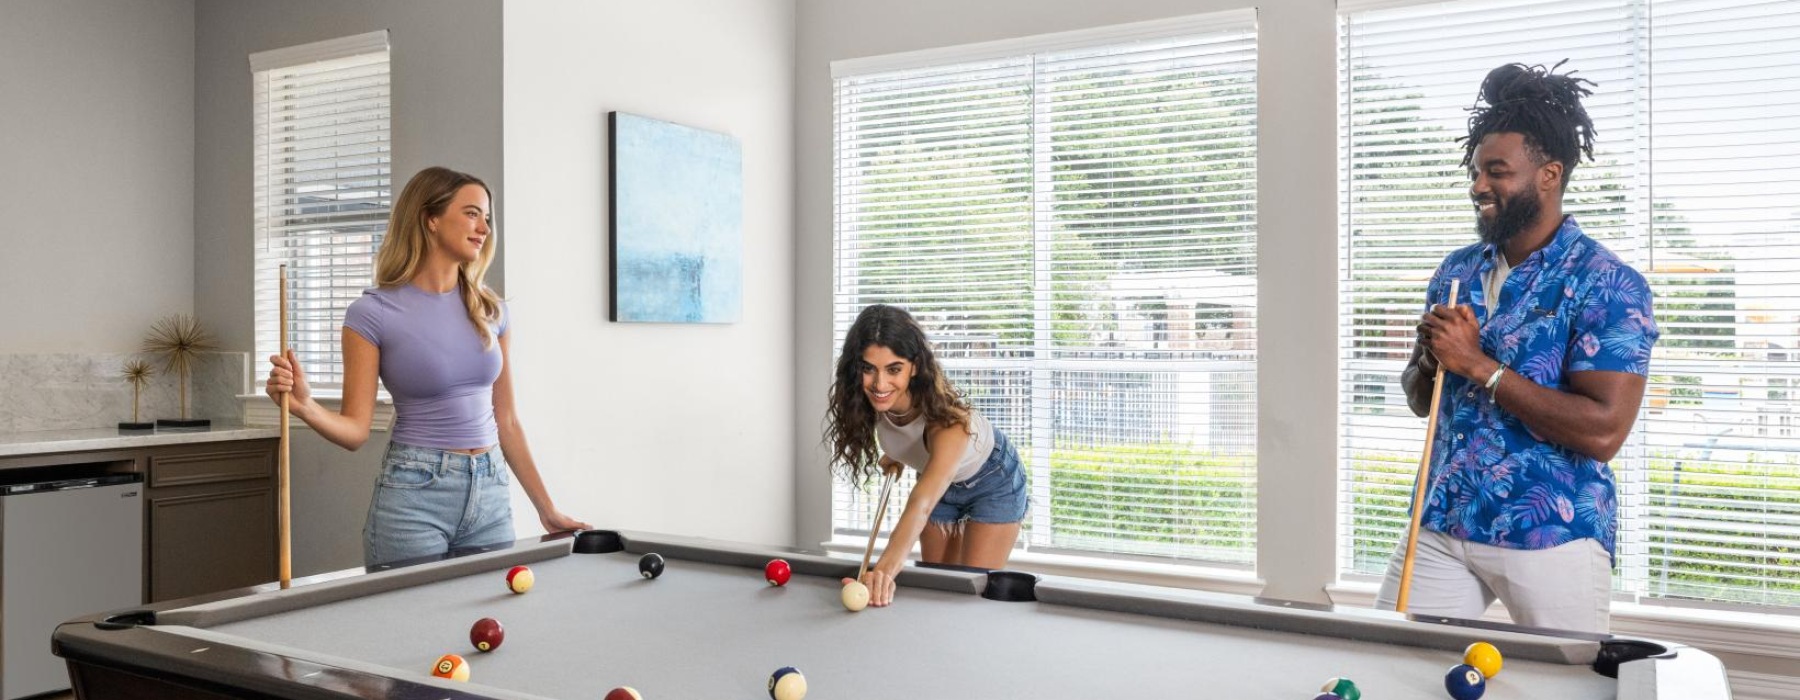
[875,409,995,483]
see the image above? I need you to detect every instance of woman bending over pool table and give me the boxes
[825,304,1028,607]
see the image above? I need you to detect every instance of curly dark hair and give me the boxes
[824,304,970,485]
[1460,60,1597,190]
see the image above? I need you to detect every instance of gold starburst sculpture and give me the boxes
[142,314,215,420]
[121,358,155,423]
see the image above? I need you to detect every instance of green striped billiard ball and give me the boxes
[1320,677,1360,700]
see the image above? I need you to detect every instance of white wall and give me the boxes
[0,0,195,353]
[192,0,504,576]
[793,0,1340,601]
[503,0,798,545]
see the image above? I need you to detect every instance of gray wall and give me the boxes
[194,0,505,351]
[192,0,503,576]
[0,0,195,353]
[793,0,1340,603]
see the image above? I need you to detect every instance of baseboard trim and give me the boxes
[1727,669,1800,700]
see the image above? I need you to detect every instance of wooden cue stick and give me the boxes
[1397,278,1460,613]
[278,265,293,590]
[857,473,899,581]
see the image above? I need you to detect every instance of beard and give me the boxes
[1476,187,1542,246]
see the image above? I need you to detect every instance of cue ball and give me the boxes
[1445,664,1486,700]
[1320,677,1360,700]
[1313,695,1344,700]
[841,580,870,612]
[639,553,665,579]
[505,565,534,594]
[469,617,503,652]
[432,653,470,682]
[768,666,807,700]
[764,559,792,586]
[604,687,643,700]
[1464,641,1503,678]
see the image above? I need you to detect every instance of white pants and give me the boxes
[1374,530,1613,634]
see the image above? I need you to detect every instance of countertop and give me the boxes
[0,425,281,459]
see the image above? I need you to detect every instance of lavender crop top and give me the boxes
[343,284,508,449]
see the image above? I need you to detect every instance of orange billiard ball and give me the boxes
[432,653,470,682]
[505,565,535,594]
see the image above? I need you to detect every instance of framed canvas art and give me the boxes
[608,112,743,323]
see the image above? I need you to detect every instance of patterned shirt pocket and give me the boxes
[1502,288,1574,383]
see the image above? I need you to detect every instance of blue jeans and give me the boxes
[929,430,1029,524]
[364,441,515,567]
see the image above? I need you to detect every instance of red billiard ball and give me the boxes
[764,559,792,586]
[506,565,534,594]
[604,687,643,700]
[469,617,504,652]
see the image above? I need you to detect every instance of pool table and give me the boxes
[54,529,1731,699]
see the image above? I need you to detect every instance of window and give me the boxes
[1338,0,1800,608]
[251,31,392,391]
[832,12,1258,566]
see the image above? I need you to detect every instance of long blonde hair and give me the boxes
[375,167,503,347]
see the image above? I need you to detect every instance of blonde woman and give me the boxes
[267,166,589,567]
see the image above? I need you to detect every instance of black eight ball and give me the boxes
[638,553,665,579]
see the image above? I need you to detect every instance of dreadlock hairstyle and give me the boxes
[825,304,972,486]
[1460,60,1597,190]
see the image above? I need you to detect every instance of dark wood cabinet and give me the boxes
[0,437,279,604]
[144,441,278,602]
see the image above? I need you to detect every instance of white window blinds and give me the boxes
[1338,0,1800,608]
[833,12,1259,566]
[1636,0,1800,607]
[252,31,391,390]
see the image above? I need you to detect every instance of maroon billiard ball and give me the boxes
[470,617,504,652]
[764,559,792,586]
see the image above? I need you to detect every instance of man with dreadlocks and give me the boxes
[1377,62,1659,633]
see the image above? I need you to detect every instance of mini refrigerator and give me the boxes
[0,473,143,699]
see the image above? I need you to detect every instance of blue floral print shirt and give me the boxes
[1419,216,1658,557]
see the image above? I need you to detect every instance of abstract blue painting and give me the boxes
[609,112,743,323]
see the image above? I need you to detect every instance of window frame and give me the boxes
[249,30,393,401]
[1336,0,1800,614]
[830,9,1261,568]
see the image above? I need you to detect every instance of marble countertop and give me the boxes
[0,425,281,458]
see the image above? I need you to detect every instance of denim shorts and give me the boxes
[929,430,1029,525]
[364,441,515,567]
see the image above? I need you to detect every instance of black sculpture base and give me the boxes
[118,422,155,433]
[155,418,211,430]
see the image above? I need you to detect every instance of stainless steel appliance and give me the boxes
[1,472,143,699]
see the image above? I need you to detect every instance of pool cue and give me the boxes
[278,265,293,590]
[857,472,899,581]
[1397,278,1459,613]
